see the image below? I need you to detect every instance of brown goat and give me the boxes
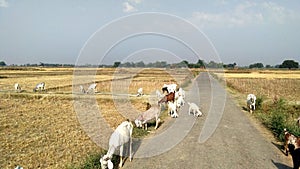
[284,128,300,156]
[158,92,175,104]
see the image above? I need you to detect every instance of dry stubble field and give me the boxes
[0,67,194,169]
[215,69,300,102]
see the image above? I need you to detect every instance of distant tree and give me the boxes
[207,61,221,68]
[113,61,121,68]
[249,63,264,69]
[279,60,299,69]
[197,59,205,67]
[265,65,272,68]
[135,61,145,67]
[0,61,6,66]
[224,62,237,69]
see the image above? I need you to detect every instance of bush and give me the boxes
[255,96,264,110]
[254,97,300,142]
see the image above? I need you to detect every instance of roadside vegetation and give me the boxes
[218,69,300,142]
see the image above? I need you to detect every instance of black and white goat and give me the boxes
[247,94,256,114]
[100,120,133,169]
[162,83,177,94]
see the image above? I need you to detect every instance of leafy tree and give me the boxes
[0,61,6,66]
[279,60,299,69]
[113,61,121,68]
[266,65,272,68]
[224,62,236,69]
[135,61,145,67]
[249,63,264,69]
[197,59,205,67]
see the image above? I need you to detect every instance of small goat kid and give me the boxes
[187,102,202,117]
[100,120,133,169]
[135,104,161,130]
[246,94,256,114]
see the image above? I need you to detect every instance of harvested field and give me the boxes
[215,70,300,101]
[0,67,193,169]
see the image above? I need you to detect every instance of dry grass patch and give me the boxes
[0,94,99,169]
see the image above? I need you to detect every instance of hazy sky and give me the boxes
[0,0,299,66]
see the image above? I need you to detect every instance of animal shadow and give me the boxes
[242,106,248,111]
[271,160,291,169]
[271,142,286,156]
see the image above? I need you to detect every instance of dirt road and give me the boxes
[123,72,292,169]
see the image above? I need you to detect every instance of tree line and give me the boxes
[0,59,298,69]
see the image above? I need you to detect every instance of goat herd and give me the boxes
[100,83,203,169]
[12,82,300,168]
[100,92,300,169]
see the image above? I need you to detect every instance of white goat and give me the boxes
[14,83,21,92]
[246,94,256,114]
[135,104,161,130]
[100,120,133,169]
[177,87,185,99]
[162,83,177,94]
[79,85,86,94]
[176,95,185,108]
[156,90,164,99]
[168,101,178,118]
[33,82,45,92]
[187,102,202,117]
[86,83,97,94]
[137,87,143,97]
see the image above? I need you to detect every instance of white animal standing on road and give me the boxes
[187,102,202,117]
[168,101,178,118]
